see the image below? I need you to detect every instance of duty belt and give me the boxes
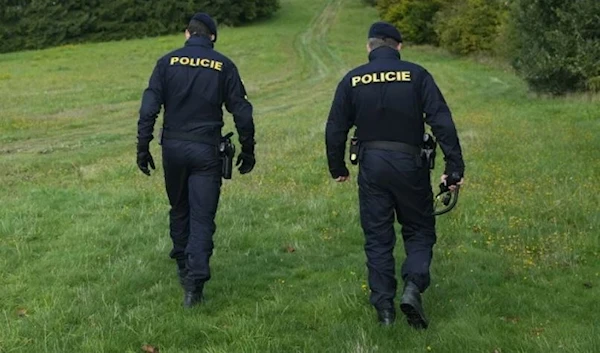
[161,124,222,145]
[360,141,421,155]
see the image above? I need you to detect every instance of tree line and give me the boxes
[0,0,279,54]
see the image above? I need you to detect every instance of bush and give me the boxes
[587,76,600,93]
[492,7,519,61]
[510,0,600,94]
[377,0,448,45]
[196,0,280,26]
[434,0,507,55]
[0,0,280,53]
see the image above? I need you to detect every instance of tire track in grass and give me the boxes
[256,0,347,114]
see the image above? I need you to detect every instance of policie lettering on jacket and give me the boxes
[169,56,223,71]
[351,71,411,87]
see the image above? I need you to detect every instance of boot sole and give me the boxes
[400,302,428,329]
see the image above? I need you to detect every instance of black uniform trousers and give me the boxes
[358,148,436,310]
[161,138,222,290]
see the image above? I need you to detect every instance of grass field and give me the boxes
[1,0,599,352]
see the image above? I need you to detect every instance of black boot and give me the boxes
[183,288,203,309]
[377,308,396,326]
[400,281,428,329]
[182,275,203,309]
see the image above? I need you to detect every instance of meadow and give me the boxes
[1,0,599,352]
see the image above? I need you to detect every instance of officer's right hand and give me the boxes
[137,146,156,176]
[236,152,255,174]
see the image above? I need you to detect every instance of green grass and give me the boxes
[1,0,599,352]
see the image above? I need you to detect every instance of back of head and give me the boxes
[188,13,218,42]
[368,21,402,50]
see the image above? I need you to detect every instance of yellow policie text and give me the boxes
[351,71,411,87]
[170,57,223,71]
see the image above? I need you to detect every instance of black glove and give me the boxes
[137,144,155,176]
[331,166,350,179]
[445,172,462,186]
[236,152,255,174]
[440,172,463,193]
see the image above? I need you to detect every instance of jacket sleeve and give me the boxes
[325,77,354,178]
[224,63,255,154]
[421,71,465,176]
[137,60,164,146]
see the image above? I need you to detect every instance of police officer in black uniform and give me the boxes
[325,22,465,327]
[136,13,256,308]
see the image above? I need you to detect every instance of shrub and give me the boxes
[196,0,280,26]
[510,0,600,94]
[434,0,507,55]
[587,76,600,93]
[377,0,448,45]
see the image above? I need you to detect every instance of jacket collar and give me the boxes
[368,46,401,61]
[185,36,214,49]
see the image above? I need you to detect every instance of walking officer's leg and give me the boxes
[358,152,398,325]
[396,169,436,291]
[393,166,436,329]
[186,172,221,287]
[162,140,190,280]
[182,142,222,307]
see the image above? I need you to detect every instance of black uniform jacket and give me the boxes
[138,36,254,150]
[325,46,464,178]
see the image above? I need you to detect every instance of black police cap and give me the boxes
[368,21,402,43]
[191,12,217,43]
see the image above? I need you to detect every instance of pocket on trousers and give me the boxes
[188,143,221,174]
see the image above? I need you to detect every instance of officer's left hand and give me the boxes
[335,175,350,182]
[236,152,255,174]
[137,148,156,176]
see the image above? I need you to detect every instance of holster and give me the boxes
[219,132,235,179]
[421,133,437,170]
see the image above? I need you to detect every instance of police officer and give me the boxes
[136,13,256,308]
[325,22,465,327]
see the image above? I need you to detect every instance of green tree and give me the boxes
[0,0,280,53]
[510,0,600,94]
